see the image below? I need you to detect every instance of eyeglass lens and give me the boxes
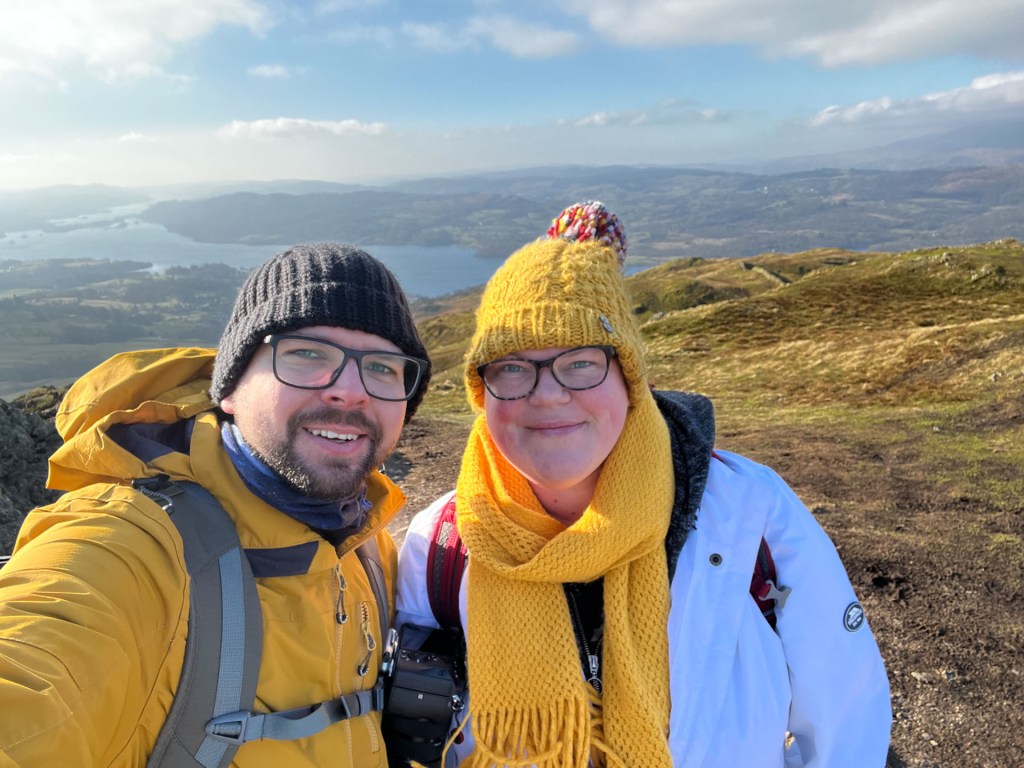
[480,346,611,400]
[269,336,422,400]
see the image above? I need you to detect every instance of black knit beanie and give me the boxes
[210,242,431,421]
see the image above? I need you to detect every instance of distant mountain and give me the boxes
[5,142,1023,266]
[141,178,371,200]
[0,184,150,235]
[717,118,1024,174]
[138,164,1024,263]
[140,190,548,260]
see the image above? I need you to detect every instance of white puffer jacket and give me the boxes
[396,396,891,767]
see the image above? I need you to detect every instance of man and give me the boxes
[0,243,431,767]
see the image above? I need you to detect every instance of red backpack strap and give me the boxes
[749,537,791,631]
[426,495,468,630]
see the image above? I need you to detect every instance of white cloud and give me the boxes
[97,62,197,85]
[574,100,728,128]
[401,16,578,58]
[465,15,578,58]
[563,0,1024,66]
[0,0,273,83]
[248,64,291,79]
[810,70,1024,126]
[330,23,397,47]
[0,153,34,165]
[315,0,384,13]
[400,23,475,54]
[217,117,389,139]
[117,131,161,143]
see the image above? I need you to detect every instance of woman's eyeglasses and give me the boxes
[476,346,616,400]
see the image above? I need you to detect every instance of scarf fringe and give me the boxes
[466,698,591,768]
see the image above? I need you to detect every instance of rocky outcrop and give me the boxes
[0,388,65,556]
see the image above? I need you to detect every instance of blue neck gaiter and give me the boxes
[221,421,371,541]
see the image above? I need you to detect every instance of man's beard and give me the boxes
[253,407,393,501]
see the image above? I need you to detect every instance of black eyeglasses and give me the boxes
[263,334,428,401]
[476,345,616,400]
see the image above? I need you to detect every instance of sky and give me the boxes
[1,0,1023,191]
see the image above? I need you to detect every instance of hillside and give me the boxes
[0,258,465,399]
[1,239,1022,766]
[0,260,247,398]
[138,164,1024,265]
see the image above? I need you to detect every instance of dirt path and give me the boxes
[388,415,1024,768]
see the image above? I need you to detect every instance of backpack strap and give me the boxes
[139,477,387,768]
[748,537,791,631]
[355,536,390,643]
[139,478,263,768]
[426,494,467,630]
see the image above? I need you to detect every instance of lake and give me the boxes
[1,206,497,298]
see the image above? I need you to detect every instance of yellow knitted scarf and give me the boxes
[455,393,675,768]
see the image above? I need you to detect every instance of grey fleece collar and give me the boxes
[653,390,716,580]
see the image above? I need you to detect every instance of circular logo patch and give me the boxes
[843,601,865,632]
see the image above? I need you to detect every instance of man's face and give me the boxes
[220,325,408,500]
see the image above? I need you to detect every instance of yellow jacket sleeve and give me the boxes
[0,484,188,767]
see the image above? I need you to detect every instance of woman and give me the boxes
[394,203,891,767]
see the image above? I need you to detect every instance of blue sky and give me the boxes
[1,0,1022,190]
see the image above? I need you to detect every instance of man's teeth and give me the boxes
[309,428,358,441]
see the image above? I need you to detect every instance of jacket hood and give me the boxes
[47,346,405,553]
[48,347,218,491]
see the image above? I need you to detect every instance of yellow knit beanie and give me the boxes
[465,201,648,409]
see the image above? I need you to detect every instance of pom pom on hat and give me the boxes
[547,201,627,268]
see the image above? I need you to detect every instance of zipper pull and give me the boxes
[357,649,373,677]
[587,656,603,694]
[357,603,375,676]
[335,566,348,624]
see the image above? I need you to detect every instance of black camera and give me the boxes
[381,623,466,768]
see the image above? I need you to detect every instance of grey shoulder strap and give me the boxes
[355,536,390,642]
[142,479,263,768]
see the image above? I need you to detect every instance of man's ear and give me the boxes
[219,393,236,415]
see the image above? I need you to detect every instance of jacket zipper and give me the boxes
[357,602,375,676]
[333,564,347,694]
[132,480,174,510]
[566,586,603,694]
[335,565,348,624]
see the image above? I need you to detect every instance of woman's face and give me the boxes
[483,347,630,516]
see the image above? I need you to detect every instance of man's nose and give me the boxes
[321,358,370,405]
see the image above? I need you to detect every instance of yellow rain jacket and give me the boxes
[0,348,403,767]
